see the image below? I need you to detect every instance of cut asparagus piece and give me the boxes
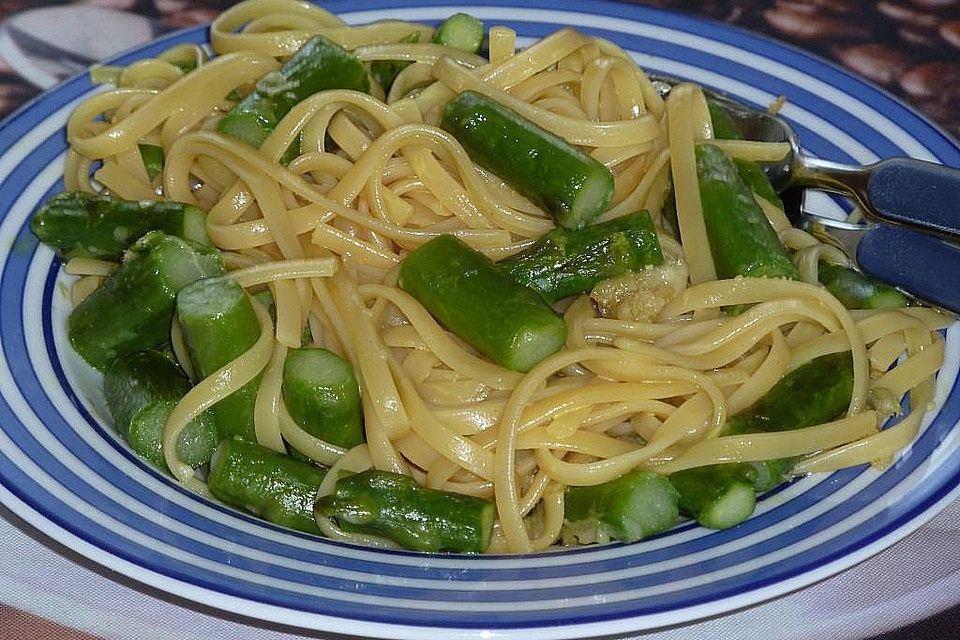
[399,234,566,373]
[370,31,420,93]
[128,399,218,470]
[207,438,327,534]
[176,276,262,442]
[138,144,165,180]
[31,191,210,261]
[316,469,495,552]
[441,90,614,230]
[67,231,224,370]
[562,469,680,544]
[217,35,369,151]
[498,210,664,303]
[667,464,756,530]
[669,351,854,528]
[433,13,484,53]
[818,262,909,310]
[103,349,217,471]
[282,347,364,449]
[695,143,799,281]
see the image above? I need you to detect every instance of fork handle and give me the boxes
[866,157,960,238]
[857,224,960,315]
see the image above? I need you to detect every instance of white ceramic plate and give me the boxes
[2,2,959,638]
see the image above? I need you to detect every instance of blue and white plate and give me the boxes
[2,1,959,638]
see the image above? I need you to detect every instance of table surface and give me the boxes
[1,1,959,638]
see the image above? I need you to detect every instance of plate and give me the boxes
[2,1,960,638]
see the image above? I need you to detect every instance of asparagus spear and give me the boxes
[67,231,224,370]
[669,350,854,529]
[138,144,165,180]
[176,276,262,442]
[315,469,495,552]
[562,469,679,545]
[695,143,800,281]
[661,102,787,238]
[103,350,217,471]
[207,438,327,534]
[370,31,420,93]
[706,101,741,141]
[733,157,784,210]
[282,347,364,449]
[707,101,905,310]
[103,349,192,438]
[217,35,370,151]
[724,351,854,436]
[31,191,210,261]
[497,211,664,303]
[128,399,218,471]
[818,262,908,310]
[667,465,755,531]
[441,90,614,230]
[707,100,784,211]
[399,234,567,373]
[433,13,484,53]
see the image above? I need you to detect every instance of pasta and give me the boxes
[53,0,948,554]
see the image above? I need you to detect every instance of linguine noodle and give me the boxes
[61,0,948,553]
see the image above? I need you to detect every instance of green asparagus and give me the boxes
[128,399,218,470]
[138,144,165,179]
[695,143,799,281]
[707,100,785,210]
[669,351,854,528]
[31,191,210,261]
[707,103,904,309]
[399,234,567,372]
[217,35,369,151]
[207,438,327,534]
[282,347,364,449]
[370,32,420,93]
[498,210,664,303]
[818,262,908,310]
[667,464,756,530]
[176,276,262,442]
[432,13,484,53]
[316,469,495,552]
[67,231,224,370]
[562,469,680,544]
[103,350,217,470]
[440,90,614,229]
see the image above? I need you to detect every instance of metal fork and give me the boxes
[675,80,960,241]
[652,76,960,315]
[785,190,960,315]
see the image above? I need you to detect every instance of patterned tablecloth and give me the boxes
[0,0,957,134]
[1,1,958,638]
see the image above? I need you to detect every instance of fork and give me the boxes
[787,190,960,315]
[652,77,960,314]
[681,82,960,241]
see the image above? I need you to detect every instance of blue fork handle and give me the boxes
[867,158,960,238]
[857,224,960,315]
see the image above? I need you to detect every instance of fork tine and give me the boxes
[800,215,865,260]
[782,188,865,259]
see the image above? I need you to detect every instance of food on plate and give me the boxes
[33,0,949,553]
